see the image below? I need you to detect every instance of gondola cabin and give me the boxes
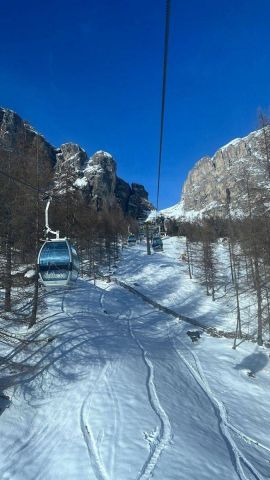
[38,239,80,287]
[127,234,137,246]
[139,231,145,241]
[152,235,163,251]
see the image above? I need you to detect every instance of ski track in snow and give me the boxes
[113,272,268,480]
[70,288,122,480]
[80,359,121,480]
[97,288,128,479]
[105,370,120,478]
[127,310,172,480]
[176,340,270,456]
[172,335,265,480]
[228,426,270,455]
[80,362,111,480]
[64,292,111,480]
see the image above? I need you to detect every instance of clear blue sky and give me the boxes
[1,0,270,209]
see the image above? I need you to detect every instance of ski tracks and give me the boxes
[79,293,122,480]
[80,357,122,480]
[128,311,172,480]
[105,371,121,478]
[112,278,268,480]
[173,336,265,480]
[80,362,111,480]
[62,286,111,480]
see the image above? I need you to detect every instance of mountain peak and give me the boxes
[0,107,152,218]
[162,126,270,222]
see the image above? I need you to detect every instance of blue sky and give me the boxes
[1,0,270,209]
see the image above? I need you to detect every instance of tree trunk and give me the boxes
[254,257,263,346]
[186,238,192,279]
[29,273,39,328]
[146,224,151,255]
[4,232,12,312]
[29,136,40,328]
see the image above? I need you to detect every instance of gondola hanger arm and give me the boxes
[45,198,60,239]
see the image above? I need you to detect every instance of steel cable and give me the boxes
[156,0,171,212]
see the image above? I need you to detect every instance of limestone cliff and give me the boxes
[0,108,152,219]
[0,108,56,183]
[162,127,270,221]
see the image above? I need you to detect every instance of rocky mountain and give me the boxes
[0,108,56,174]
[0,108,152,218]
[161,126,270,222]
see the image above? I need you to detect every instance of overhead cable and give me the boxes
[0,168,41,193]
[156,0,171,212]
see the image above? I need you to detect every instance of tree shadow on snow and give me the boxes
[0,280,141,406]
[0,391,11,416]
[119,248,226,329]
[234,350,269,376]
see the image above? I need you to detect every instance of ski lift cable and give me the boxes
[156,0,171,213]
[0,168,56,203]
[0,168,43,194]
[0,139,47,197]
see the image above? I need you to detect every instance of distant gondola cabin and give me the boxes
[128,234,137,245]
[152,235,163,251]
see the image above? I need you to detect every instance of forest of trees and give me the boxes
[176,217,270,347]
[0,138,133,341]
[160,114,270,348]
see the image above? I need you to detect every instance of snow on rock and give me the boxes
[84,163,105,175]
[73,177,88,189]
[95,150,113,158]
[220,137,242,151]
[56,143,88,172]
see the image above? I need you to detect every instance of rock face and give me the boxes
[72,150,153,215]
[115,177,131,213]
[0,108,152,218]
[56,143,88,173]
[83,151,117,210]
[114,180,151,218]
[167,127,270,221]
[0,109,56,180]
[128,183,151,218]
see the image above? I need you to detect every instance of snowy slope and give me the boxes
[160,201,184,219]
[116,237,237,331]
[0,240,269,479]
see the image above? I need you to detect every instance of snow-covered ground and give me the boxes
[0,238,269,479]
[117,237,238,331]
